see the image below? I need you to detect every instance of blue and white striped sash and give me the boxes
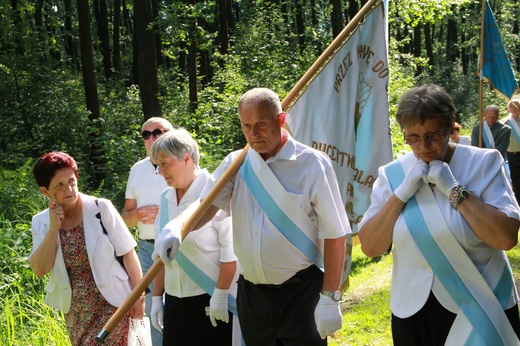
[386,159,518,345]
[507,115,520,144]
[483,121,495,149]
[239,150,324,269]
[159,190,238,316]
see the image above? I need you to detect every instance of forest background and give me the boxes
[1,0,520,344]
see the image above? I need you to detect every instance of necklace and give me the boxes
[62,215,76,236]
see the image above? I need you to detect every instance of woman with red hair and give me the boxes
[29,151,144,345]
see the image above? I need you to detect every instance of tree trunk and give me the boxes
[10,0,24,54]
[413,24,422,76]
[460,13,467,75]
[64,0,80,70]
[226,0,236,36]
[77,0,105,189]
[197,9,212,85]
[134,0,162,119]
[424,22,433,70]
[218,0,229,54]
[346,0,359,23]
[227,0,236,35]
[152,0,163,67]
[295,0,305,52]
[330,0,343,38]
[94,0,112,79]
[188,7,198,113]
[113,0,121,73]
[34,0,48,60]
[513,0,520,71]
[446,5,458,63]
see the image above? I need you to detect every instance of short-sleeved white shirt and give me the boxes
[155,170,235,297]
[125,157,168,239]
[201,133,350,285]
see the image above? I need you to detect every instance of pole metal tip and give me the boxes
[95,329,110,344]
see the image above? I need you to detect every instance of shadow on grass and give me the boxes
[350,252,389,276]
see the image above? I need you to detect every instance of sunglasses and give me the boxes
[141,128,165,140]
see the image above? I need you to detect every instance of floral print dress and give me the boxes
[59,223,130,345]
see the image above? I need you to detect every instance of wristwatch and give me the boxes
[320,289,342,301]
[450,185,470,209]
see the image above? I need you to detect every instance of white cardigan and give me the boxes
[29,193,137,313]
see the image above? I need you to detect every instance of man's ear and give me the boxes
[279,112,287,127]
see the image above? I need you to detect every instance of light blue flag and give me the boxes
[482,0,518,99]
[286,3,392,235]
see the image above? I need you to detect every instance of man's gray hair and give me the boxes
[238,88,282,117]
[141,117,174,132]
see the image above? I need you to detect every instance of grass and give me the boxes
[330,241,520,346]
[331,245,393,346]
[0,218,71,346]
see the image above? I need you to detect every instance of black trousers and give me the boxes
[392,292,520,346]
[237,265,327,346]
[163,293,232,346]
[507,152,520,205]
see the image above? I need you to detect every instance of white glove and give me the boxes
[152,220,182,269]
[394,159,428,203]
[209,288,229,327]
[314,294,342,339]
[427,160,459,197]
[150,296,164,331]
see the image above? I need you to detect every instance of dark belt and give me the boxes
[142,238,155,244]
[257,265,316,289]
[507,152,520,155]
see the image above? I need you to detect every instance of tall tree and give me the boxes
[187,0,198,112]
[134,0,162,119]
[152,0,163,67]
[295,0,305,52]
[113,0,122,73]
[424,23,434,70]
[77,0,106,188]
[446,5,458,63]
[93,0,112,79]
[64,0,80,70]
[413,24,422,76]
[218,0,229,54]
[330,0,343,38]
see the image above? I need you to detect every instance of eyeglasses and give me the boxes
[141,128,165,140]
[404,127,448,146]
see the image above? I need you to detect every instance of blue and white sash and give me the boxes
[159,190,238,316]
[386,159,518,345]
[239,149,324,269]
[483,121,495,149]
[507,114,520,145]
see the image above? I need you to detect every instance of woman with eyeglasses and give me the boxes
[358,84,520,345]
[28,151,144,345]
[122,116,174,346]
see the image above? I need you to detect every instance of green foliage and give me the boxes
[0,215,71,346]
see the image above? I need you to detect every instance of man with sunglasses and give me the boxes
[122,116,174,346]
[471,105,511,158]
